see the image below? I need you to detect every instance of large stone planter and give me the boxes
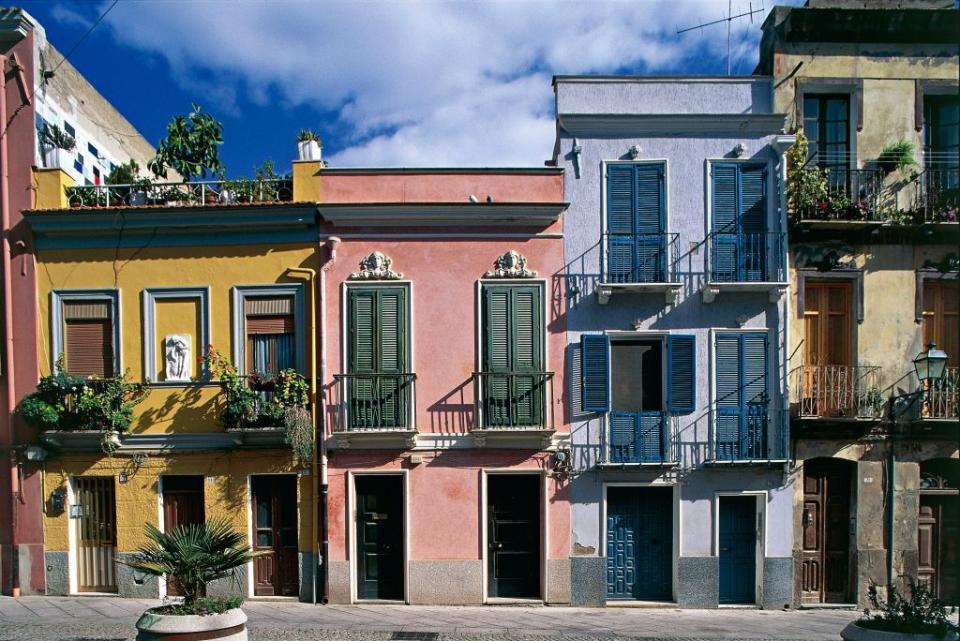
[841,622,958,641]
[136,608,247,641]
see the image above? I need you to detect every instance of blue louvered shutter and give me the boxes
[607,164,635,281]
[581,334,610,413]
[740,166,767,281]
[609,412,635,463]
[667,335,696,414]
[742,332,768,458]
[712,163,740,282]
[638,412,664,462]
[634,164,665,283]
[715,334,742,460]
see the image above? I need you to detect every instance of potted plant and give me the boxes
[859,387,886,419]
[40,123,76,170]
[122,519,258,641]
[296,129,322,161]
[149,104,225,183]
[877,140,917,175]
[841,581,959,641]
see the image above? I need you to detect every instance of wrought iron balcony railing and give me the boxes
[794,168,885,222]
[332,373,417,432]
[914,168,959,223]
[708,231,786,283]
[711,406,788,462]
[791,365,884,419]
[923,367,959,420]
[605,410,676,464]
[601,232,679,285]
[472,371,554,430]
[65,179,294,209]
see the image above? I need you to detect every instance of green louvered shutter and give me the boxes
[348,288,406,428]
[739,165,767,282]
[715,333,741,460]
[634,164,665,282]
[667,335,696,414]
[581,334,610,413]
[483,285,542,427]
[377,289,406,427]
[712,163,740,282]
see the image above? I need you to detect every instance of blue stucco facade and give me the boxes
[555,77,796,608]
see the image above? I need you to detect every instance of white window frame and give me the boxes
[231,284,306,375]
[50,289,121,375]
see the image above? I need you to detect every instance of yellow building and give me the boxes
[25,166,323,599]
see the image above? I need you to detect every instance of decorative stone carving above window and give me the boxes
[350,251,402,280]
[485,250,536,278]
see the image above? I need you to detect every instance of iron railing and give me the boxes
[794,168,884,222]
[914,168,959,223]
[601,232,679,284]
[605,410,676,464]
[65,179,293,208]
[708,231,786,283]
[712,406,788,462]
[472,371,554,430]
[791,365,884,419]
[923,367,959,420]
[332,373,417,431]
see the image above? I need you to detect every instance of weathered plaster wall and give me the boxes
[556,77,772,115]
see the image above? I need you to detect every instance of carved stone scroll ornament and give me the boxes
[485,250,536,278]
[349,251,402,280]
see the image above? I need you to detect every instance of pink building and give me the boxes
[318,168,571,604]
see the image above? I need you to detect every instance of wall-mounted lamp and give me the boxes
[733,143,747,158]
[628,144,642,160]
[120,452,149,484]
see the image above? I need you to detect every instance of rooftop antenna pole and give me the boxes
[677,1,765,76]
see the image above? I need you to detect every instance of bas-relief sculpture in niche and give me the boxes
[165,334,191,381]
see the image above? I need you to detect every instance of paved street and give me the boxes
[0,596,861,641]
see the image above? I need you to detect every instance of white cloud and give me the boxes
[94,0,782,167]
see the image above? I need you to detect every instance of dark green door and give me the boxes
[606,487,672,600]
[356,476,403,600]
[488,475,540,598]
[719,496,757,604]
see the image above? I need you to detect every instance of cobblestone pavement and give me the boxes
[0,597,861,640]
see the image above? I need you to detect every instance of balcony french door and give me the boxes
[802,281,853,417]
[711,163,770,282]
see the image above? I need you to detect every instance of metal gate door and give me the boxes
[74,477,117,592]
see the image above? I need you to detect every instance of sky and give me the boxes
[19,0,791,177]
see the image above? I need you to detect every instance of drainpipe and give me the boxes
[317,236,339,604]
[887,434,895,592]
[1,54,20,597]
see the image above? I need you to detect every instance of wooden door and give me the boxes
[923,280,959,367]
[252,476,299,596]
[355,475,403,600]
[74,477,117,592]
[918,495,959,605]
[162,476,205,596]
[719,496,756,604]
[803,281,853,416]
[606,487,672,601]
[800,459,852,603]
[487,475,540,598]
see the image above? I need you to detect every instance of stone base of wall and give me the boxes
[44,551,68,596]
[408,560,482,604]
[677,556,719,608]
[570,556,605,607]
[762,556,793,609]
[546,558,571,604]
[299,552,315,603]
[205,564,247,599]
[116,552,161,598]
[326,559,351,604]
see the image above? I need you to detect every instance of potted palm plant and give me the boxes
[296,129,322,161]
[40,123,76,170]
[122,519,259,641]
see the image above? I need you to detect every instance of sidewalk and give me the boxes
[0,596,859,640]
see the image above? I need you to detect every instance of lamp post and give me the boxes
[886,342,950,597]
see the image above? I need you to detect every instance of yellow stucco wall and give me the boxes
[33,168,73,210]
[292,161,322,202]
[42,451,312,553]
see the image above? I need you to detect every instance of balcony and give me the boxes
[923,367,959,421]
[598,232,681,304]
[793,168,885,226]
[914,168,959,224]
[702,231,787,303]
[331,373,417,449]
[65,179,293,209]
[708,406,788,465]
[600,411,677,467]
[471,371,555,448]
[791,365,885,421]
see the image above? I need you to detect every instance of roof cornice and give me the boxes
[557,113,788,137]
[318,202,568,227]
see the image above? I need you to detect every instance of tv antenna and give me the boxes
[677,1,765,76]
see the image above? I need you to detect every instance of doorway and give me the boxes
[606,486,673,601]
[800,458,853,604]
[251,475,299,596]
[487,474,541,599]
[355,475,404,601]
[162,476,205,596]
[918,459,959,605]
[74,476,117,593]
[718,495,757,604]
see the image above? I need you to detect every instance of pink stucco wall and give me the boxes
[320,170,564,204]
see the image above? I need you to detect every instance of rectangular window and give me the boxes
[605,162,666,283]
[93,166,101,185]
[715,332,769,461]
[346,287,410,429]
[74,151,84,175]
[87,142,99,158]
[244,296,296,375]
[481,284,544,427]
[923,280,959,368]
[803,280,852,368]
[63,121,75,138]
[63,300,114,377]
[924,95,960,171]
[803,94,850,187]
[711,163,769,282]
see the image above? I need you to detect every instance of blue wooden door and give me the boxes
[606,487,672,600]
[719,496,757,604]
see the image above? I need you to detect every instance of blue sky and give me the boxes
[20,0,785,177]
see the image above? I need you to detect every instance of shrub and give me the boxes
[154,596,243,616]
[859,580,958,637]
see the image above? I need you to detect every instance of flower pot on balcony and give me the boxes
[297,140,321,162]
[44,147,73,171]
[136,608,247,641]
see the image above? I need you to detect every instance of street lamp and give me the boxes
[913,342,949,386]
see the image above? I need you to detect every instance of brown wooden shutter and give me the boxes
[66,319,113,377]
[246,315,295,335]
[924,280,959,368]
